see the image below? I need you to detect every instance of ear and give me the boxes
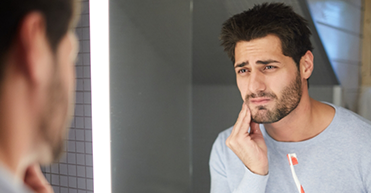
[300,50,314,80]
[14,12,52,85]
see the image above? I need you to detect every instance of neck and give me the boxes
[0,67,41,181]
[263,92,335,142]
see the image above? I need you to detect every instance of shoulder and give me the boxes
[211,127,233,152]
[328,104,371,148]
[334,105,371,131]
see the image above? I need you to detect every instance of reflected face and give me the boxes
[40,31,78,162]
[234,35,302,123]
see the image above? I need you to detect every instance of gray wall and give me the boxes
[109,0,192,193]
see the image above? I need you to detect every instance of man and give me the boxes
[210,3,371,193]
[0,0,80,192]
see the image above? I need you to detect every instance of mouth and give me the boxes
[249,98,271,105]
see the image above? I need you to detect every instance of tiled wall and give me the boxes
[41,1,94,193]
[307,0,363,112]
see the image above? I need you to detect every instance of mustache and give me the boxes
[245,91,277,101]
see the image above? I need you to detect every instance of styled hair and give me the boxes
[220,2,313,67]
[0,0,80,82]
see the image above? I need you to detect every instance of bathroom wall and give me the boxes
[307,0,364,111]
[41,1,94,193]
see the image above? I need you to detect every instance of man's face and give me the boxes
[40,31,78,162]
[234,35,303,123]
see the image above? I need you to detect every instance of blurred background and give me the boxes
[41,0,371,192]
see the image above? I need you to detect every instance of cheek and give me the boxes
[236,78,248,101]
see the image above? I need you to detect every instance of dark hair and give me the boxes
[220,3,313,67]
[0,0,80,82]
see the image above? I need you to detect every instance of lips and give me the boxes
[249,98,271,105]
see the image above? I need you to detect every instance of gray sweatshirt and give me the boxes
[210,103,371,193]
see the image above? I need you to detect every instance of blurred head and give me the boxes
[221,3,314,123]
[0,0,81,163]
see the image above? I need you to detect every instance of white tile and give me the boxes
[82,54,90,66]
[68,129,76,140]
[75,105,84,116]
[84,105,91,116]
[68,153,76,164]
[76,142,85,153]
[76,117,84,128]
[86,179,93,191]
[82,40,90,53]
[78,190,87,193]
[84,118,92,129]
[76,79,84,91]
[51,174,59,185]
[68,177,77,188]
[83,79,91,91]
[83,92,91,104]
[78,178,86,189]
[76,129,84,141]
[60,176,68,187]
[69,189,77,193]
[68,165,77,176]
[61,187,69,193]
[82,2,89,14]
[86,167,93,178]
[75,92,83,104]
[85,155,93,166]
[83,66,90,78]
[77,154,85,165]
[82,27,90,40]
[80,14,89,27]
[77,166,85,177]
[60,164,68,175]
[68,141,76,152]
[85,131,92,142]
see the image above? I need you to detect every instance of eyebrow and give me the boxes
[234,59,280,68]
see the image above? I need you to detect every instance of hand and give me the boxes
[226,103,268,175]
[24,164,53,193]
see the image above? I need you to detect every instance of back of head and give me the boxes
[220,3,313,66]
[0,0,79,83]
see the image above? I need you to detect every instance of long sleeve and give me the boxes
[209,132,269,193]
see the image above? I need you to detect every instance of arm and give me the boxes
[209,132,269,193]
[210,103,269,193]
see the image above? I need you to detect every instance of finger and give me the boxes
[249,121,262,135]
[236,104,251,136]
[24,164,53,193]
[230,103,248,137]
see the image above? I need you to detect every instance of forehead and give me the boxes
[234,35,284,63]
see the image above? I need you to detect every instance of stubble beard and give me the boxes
[39,64,72,163]
[247,72,303,124]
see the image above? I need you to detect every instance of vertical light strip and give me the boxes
[89,0,112,193]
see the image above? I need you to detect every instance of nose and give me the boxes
[248,70,266,94]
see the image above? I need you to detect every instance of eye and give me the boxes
[265,66,276,70]
[238,69,248,74]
